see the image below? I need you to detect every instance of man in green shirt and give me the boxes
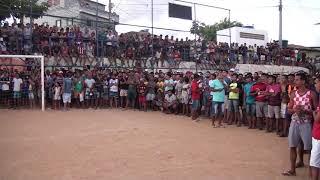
[74,73,84,108]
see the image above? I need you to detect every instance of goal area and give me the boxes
[0,54,45,111]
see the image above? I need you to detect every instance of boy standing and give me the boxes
[62,72,73,111]
[250,75,268,130]
[191,74,201,120]
[227,74,241,126]
[109,74,119,108]
[85,74,96,108]
[138,78,147,111]
[243,76,256,128]
[265,75,281,133]
[12,74,23,109]
[209,73,227,127]
[282,73,318,176]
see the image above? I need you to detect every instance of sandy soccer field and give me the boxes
[0,109,308,180]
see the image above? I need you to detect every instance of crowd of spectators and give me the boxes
[2,22,320,179]
[0,22,318,71]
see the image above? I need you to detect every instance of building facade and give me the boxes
[26,0,119,30]
[217,27,269,47]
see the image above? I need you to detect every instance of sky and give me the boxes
[99,0,320,47]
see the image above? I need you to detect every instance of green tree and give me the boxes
[0,0,48,23]
[190,17,243,41]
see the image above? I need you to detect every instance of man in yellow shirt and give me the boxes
[227,74,241,126]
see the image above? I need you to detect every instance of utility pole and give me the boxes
[96,0,99,63]
[30,0,33,25]
[193,3,196,40]
[109,0,112,29]
[151,0,154,70]
[279,0,283,48]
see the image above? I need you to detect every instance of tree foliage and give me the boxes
[0,0,48,22]
[190,17,243,41]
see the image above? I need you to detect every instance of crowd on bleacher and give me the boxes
[0,22,317,70]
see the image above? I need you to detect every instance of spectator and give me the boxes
[62,72,73,111]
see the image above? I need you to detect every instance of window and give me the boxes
[67,18,73,26]
[239,32,265,40]
[56,20,61,27]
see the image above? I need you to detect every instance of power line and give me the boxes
[0,7,190,33]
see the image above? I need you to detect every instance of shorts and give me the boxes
[13,91,21,99]
[1,90,10,99]
[146,93,155,101]
[228,99,239,112]
[120,89,128,97]
[95,91,102,99]
[310,137,320,168]
[154,100,163,107]
[211,101,224,117]
[202,93,210,107]
[288,121,312,150]
[224,95,229,110]
[127,89,137,101]
[79,92,84,102]
[267,105,280,119]
[139,95,146,103]
[63,93,71,103]
[22,92,28,99]
[28,92,34,100]
[192,99,200,110]
[181,93,189,104]
[85,89,95,100]
[280,103,287,119]
[109,91,118,98]
[103,90,109,100]
[256,101,268,118]
[246,103,256,116]
[54,94,61,101]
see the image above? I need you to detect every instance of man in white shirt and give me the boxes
[84,74,96,108]
[109,74,119,108]
[163,90,177,114]
[1,75,10,107]
[12,74,23,108]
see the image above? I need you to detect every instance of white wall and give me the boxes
[217,27,268,46]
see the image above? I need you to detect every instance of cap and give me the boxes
[230,68,235,72]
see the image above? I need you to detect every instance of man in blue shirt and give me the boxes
[243,75,256,129]
[209,73,227,127]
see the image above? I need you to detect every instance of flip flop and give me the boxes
[282,170,296,176]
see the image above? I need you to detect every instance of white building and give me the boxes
[25,0,119,29]
[217,27,268,46]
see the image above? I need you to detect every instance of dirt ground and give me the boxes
[0,109,309,180]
